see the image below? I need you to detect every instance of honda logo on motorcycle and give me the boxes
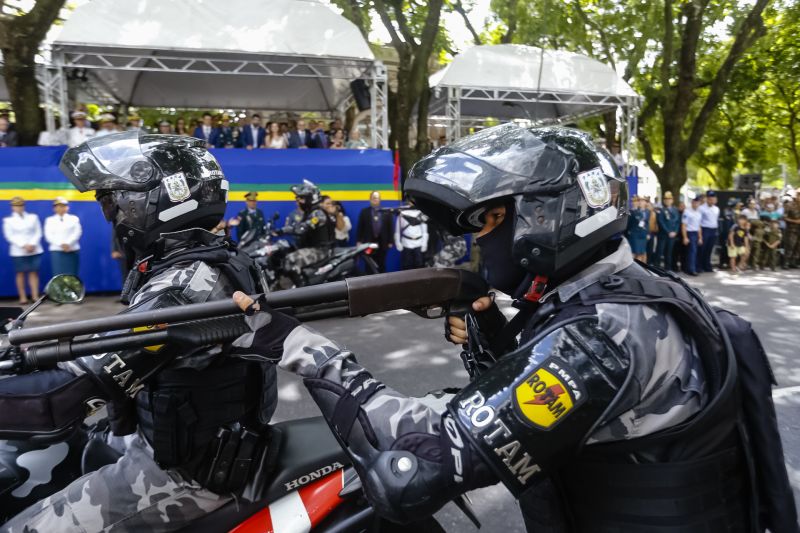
[285,462,345,491]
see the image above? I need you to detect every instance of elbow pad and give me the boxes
[449,318,629,496]
[304,374,495,523]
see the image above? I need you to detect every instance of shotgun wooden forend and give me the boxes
[345,268,488,317]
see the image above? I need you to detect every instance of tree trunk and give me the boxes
[1,46,44,146]
[414,77,432,162]
[602,110,617,150]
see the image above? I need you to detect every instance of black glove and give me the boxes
[230,295,301,362]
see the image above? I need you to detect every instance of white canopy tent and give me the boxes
[429,44,642,160]
[42,0,388,146]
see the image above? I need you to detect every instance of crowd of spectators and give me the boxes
[626,189,800,276]
[0,109,371,150]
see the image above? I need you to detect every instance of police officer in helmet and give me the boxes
[230,123,797,532]
[2,131,277,531]
[281,179,334,286]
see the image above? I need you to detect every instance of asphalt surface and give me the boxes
[8,267,800,532]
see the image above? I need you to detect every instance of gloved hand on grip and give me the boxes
[230,292,301,363]
[445,294,513,354]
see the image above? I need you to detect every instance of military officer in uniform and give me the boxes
[215,114,241,149]
[784,192,800,268]
[232,191,267,242]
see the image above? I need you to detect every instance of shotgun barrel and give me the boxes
[9,268,488,347]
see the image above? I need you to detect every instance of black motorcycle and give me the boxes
[238,213,380,292]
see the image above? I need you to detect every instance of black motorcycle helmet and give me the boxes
[291,179,322,211]
[404,123,629,279]
[60,131,228,256]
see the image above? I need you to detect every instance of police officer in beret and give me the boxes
[233,191,267,242]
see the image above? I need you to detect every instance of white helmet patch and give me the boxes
[577,167,610,208]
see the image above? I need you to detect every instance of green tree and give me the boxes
[334,0,447,175]
[489,0,772,196]
[0,0,67,145]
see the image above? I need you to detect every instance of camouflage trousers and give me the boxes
[431,236,467,268]
[1,434,227,533]
[786,228,800,266]
[764,247,780,269]
[748,240,764,268]
[284,247,329,275]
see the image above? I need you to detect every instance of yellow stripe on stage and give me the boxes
[0,189,402,202]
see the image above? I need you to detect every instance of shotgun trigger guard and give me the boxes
[406,305,447,319]
[459,313,496,379]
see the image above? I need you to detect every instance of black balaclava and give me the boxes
[476,206,528,296]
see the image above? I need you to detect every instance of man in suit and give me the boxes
[356,191,393,272]
[309,120,329,149]
[215,114,241,149]
[0,116,19,147]
[241,114,266,150]
[192,113,219,148]
[287,119,312,149]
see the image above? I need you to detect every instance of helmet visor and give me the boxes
[59,131,205,193]
[408,123,573,205]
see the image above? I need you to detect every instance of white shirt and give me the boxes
[3,212,43,257]
[682,207,702,232]
[203,125,212,140]
[67,126,96,148]
[249,126,261,147]
[698,203,720,229]
[741,207,759,220]
[38,129,68,146]
[44,213,82,252]
[394,209,428,251]
[335,215,352,242]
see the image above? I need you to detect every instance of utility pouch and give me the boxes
[201,422,272,498]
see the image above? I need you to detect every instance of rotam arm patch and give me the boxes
[448,317,629,496]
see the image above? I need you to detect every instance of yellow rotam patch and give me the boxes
[514,367,574,429]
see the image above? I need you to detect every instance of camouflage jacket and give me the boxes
[273,237,706,453]
[63,229,276,427]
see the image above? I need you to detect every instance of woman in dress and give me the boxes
[626,195,650,263]
[265,122,287,149]
[345,128,369,149]
[175,117,190,136]
[329,128,346,149]
[2,197,43,304]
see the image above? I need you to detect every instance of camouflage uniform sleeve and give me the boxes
[278,325,443,445]
[586,302,707,444]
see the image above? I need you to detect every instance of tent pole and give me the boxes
[55,50,69,135]
[370,61,388,149]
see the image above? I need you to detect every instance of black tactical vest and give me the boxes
[517,263,797,533]
[297,209,335,249]
[112,233,277,470]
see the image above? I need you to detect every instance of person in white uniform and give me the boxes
[2,197,43,303]
[67,111,95,148]
[44,197,82,276]
[394,206,428,270]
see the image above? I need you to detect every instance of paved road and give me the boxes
[9,268,800,532]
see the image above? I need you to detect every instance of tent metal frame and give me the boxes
[42,48,389,148]
[433,84,641,175]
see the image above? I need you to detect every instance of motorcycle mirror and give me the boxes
[44,275,85,305]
